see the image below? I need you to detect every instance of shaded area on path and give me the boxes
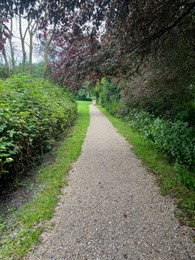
[29,105,194,260]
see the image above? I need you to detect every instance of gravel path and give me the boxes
[29,105,195,260]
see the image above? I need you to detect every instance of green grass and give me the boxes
[99,106,195,228]
[0,101,91,259]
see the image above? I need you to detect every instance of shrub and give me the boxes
[0,74,77,178]
[127,110,195,169]
[96,77,121,115]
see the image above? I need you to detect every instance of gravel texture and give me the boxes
[29,105,195,260]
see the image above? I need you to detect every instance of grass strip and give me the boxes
[99,106,195,228]
[0,101,91,259]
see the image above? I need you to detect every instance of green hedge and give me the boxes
[0,75,77,177]
[127,110,195,169]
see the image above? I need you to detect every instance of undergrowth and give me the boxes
[127,109,195,169]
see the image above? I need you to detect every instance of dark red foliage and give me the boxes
[1,0,194,89]
[41,0,194,89]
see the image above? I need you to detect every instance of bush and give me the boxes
[127,109,195,169]
[0,74,77,178]
[96,77,121,115]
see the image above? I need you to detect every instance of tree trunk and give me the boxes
[43,40,50,76]
[29,32,33,74]
[2,49,9,76]
[9,18,16,72]
[19,15,27,72]
[43,26,55,77]
[28,20,37,74]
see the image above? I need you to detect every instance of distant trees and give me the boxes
[0,1,55,75]
[0,12,39,75]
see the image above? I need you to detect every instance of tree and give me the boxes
[18,14,30,72]
[8,16,16,72]
[28,18,38,74]
[37,1,194,87]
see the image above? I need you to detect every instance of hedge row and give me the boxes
[0,75,77,178]
[127,110,195,169]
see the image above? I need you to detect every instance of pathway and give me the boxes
[29,105,195,260]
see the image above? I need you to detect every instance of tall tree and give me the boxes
[28,19,38,74]
[18,14,30,72]
[8,16,16,72]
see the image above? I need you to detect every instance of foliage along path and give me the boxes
[29,105,194,260]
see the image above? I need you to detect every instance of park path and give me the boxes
[29,105,194,260]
